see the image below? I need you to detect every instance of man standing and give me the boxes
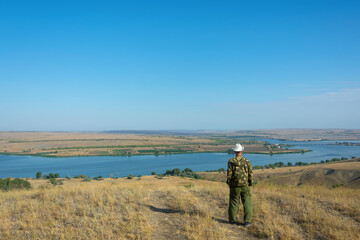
[226,143,253,226]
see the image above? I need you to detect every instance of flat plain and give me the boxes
[0,131,309,157]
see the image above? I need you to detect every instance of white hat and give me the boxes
[232,143,244,152]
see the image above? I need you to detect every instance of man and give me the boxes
[226,143,253,226]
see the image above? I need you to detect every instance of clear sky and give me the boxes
[1,0,359,131]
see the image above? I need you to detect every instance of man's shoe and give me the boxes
[244,222,251,227]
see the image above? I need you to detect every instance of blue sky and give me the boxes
[0,0,359,131]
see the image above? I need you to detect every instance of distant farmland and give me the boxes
[0,131,308,157]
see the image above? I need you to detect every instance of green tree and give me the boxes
[172,168,181,176]
[36,171,42,179]
[183,168,193,173]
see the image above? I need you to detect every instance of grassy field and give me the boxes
[0,132,307,157]
[1,168,360,240]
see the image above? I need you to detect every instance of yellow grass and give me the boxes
[1,177,359,239]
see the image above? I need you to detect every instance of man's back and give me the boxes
[227,156,253,187]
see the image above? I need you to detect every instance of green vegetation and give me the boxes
[253,157,354,170]
[50,144,171,150]
[73,175,89,179]
[205,168,226,173]
[49,178,64,185]
[42,173,60,179]
[0,178,31,191]
[331,183,344,189]
[36,171,42,179]
[82,176,91,182]
[162,168,202,179]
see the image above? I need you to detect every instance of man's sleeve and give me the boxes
[226,161,232,186]
[247,161,253,186]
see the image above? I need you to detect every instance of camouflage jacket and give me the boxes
[226,156,253,187]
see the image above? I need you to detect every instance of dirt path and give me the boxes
[146,191,187,239]
[146,190,260,240]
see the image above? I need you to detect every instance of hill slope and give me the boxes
[199,158,360,189]
[1,174,360,239]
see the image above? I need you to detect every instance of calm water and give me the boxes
[0,140,359,178]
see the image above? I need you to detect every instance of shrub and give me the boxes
[82,177,91,182]
[93,176,103,180]
[156,174,164,179]
[193,173,202,179]
[73,175,88,179]
[36,171,42,179]
[127,174,134,179]
[0,178,31,191]
[183,168,193,173]
[151,172,156,175]
[50,178,56,185]
[49,178,64,185]
[331,183,343,189]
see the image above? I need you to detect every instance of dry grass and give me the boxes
[1,176,359,239]
[0,179,153,239]
[199,158,360,189]
[251,183,360,240]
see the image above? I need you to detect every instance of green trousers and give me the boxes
[228,185,252,223]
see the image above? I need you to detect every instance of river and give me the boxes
[0,140,359,178]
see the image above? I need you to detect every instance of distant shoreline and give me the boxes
[0,149,311,158]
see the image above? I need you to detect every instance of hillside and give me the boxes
[1,171,360,240]
[199,158,360,189]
